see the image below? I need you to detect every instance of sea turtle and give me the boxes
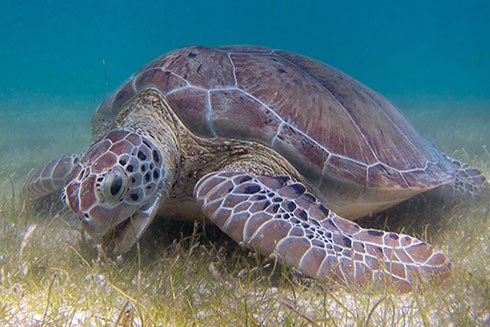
[22,45,488,293]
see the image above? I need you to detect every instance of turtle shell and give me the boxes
[92,45,456,218]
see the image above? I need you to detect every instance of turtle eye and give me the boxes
[98,166,128,204]
[110,175,123,196]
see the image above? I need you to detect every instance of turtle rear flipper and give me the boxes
[444,155,489,198]
[22,154,80,201]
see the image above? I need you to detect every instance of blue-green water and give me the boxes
[0,0,489,189]
[2,1,489,104]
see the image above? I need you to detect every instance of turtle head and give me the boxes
[63,129,168,252]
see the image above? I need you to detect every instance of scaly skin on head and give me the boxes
[63,90,180,254]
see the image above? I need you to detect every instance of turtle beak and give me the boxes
[64,170,164,254]
[80,217,112,243]
[106,195,163,255]
[64,179,136,246]
[79,204,141,250]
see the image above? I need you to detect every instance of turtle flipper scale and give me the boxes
[22,154,80,201]
[194,171,451,293]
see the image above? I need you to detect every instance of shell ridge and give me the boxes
[223,87,376,169]
[227,52,238,87]
[232,87,335,161]
[271,122,285,147]
[205,90,217,137]
[157,68,190,86]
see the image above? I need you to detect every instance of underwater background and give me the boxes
[2,0,489,190]
[0,0,489,190]
[2,1,490,102]
[1,0,490,191]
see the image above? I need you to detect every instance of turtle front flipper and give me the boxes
[194,171,451,293]
[22,154,80,201]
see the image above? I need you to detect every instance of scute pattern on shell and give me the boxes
[92,45,456,191]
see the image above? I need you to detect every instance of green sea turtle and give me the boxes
[22,45,488,293]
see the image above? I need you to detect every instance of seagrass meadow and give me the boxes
[0,97,488,326]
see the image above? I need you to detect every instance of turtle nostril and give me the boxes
[110,175,123,196]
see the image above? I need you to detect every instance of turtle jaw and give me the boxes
[71,196,152,253]
[77,191,164,255]
[64,175,146,248]
[65,188,139,244]
[107,194,163,255]
[85,214,132,250]
[64,175,164,255]
[80,216,113,243]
